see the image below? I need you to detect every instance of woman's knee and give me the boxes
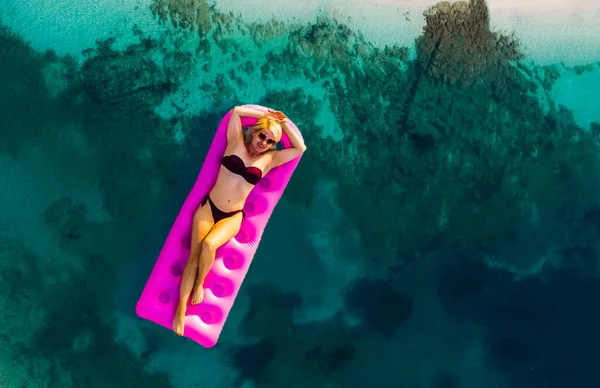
[201,238,218,254]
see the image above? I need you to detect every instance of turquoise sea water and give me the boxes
[1,0,600,387]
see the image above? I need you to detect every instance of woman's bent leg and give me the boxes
[191,212,243,304]
[173,203,214,336]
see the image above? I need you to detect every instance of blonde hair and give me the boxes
[245,116,282,146]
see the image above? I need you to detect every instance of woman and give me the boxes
[173,105,307,336]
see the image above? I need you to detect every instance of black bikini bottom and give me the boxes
[202,195,245,223]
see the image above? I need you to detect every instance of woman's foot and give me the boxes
[173,306,186,336]
[191,285,204,305]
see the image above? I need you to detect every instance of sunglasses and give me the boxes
[258,132,276,146]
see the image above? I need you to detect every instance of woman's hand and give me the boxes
[266,109,287,122]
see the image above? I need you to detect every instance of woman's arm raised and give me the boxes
[227,106,267,145]
[269,116,307,169]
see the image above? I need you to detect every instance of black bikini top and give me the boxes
[221,154,263,185]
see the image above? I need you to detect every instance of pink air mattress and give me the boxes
[136,104,303,348]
